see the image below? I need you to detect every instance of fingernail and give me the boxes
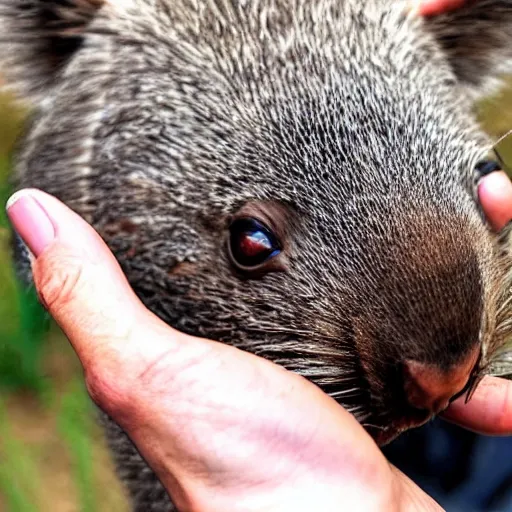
[6,190,56,258]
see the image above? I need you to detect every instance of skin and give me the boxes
[4,170,512,512]
[414,0,469,16]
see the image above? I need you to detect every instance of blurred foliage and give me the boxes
[0,91,128,511]
[0,80,511,512]
[478,83,512,170]
[0,93,49,393]
[58,382,98,512]
[0,399,40,512]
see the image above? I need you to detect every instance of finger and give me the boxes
[414,0,467,16]
[443,376,512,435]
[478,171,512,231]
[5,188,190,374]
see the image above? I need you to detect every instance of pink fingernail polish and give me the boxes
[6,190,56,258]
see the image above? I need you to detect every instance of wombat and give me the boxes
[1,0,512,510]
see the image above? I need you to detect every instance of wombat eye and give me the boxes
[475,159,501,177]
[228,217,281,271]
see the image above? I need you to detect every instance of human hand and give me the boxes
[5,188,444,511]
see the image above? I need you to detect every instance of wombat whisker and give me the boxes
[491,128,512,151]
[475,129,512,173]
[261,346,356,359]
[495,318,512,334]
[489,353,512,374]
[496,288,512,318]
[360,423,386,432]
[329,388,364,398]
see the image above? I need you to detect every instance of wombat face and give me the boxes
[2,0,512,445]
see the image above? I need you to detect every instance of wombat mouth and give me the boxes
[369,403,454,446]
[358,340,484,445]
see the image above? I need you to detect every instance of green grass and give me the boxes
[0,399,41,512]
[0,94,47,393]
[58,381,98,512]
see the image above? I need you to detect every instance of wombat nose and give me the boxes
[403,347,480,414]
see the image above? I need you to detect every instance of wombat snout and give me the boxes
[346,200,499,444]
[403,348,480,414]
[370,348,481,445]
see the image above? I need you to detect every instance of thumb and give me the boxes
[4,189,381,507]
[5,189,194,397]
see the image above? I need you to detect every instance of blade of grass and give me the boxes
[0,156,50,392]
[58,380,97,512]
[0,399,41,512]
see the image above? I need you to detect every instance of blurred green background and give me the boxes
[0,83,511,511]
[0,92,129,511]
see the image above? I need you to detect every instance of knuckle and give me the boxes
[33,246,89,314]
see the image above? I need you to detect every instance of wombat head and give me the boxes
[2,0,512,445]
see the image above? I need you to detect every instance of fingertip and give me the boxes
[416,0,466,16]
[478,171,512,232]
[6,188,119,272]
[443,376,512,435]
[6,189,56,258]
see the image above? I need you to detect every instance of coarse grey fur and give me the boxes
[2,0,512,510]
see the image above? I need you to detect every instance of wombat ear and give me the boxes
[0,0,104,101]
[424,0,512,99]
